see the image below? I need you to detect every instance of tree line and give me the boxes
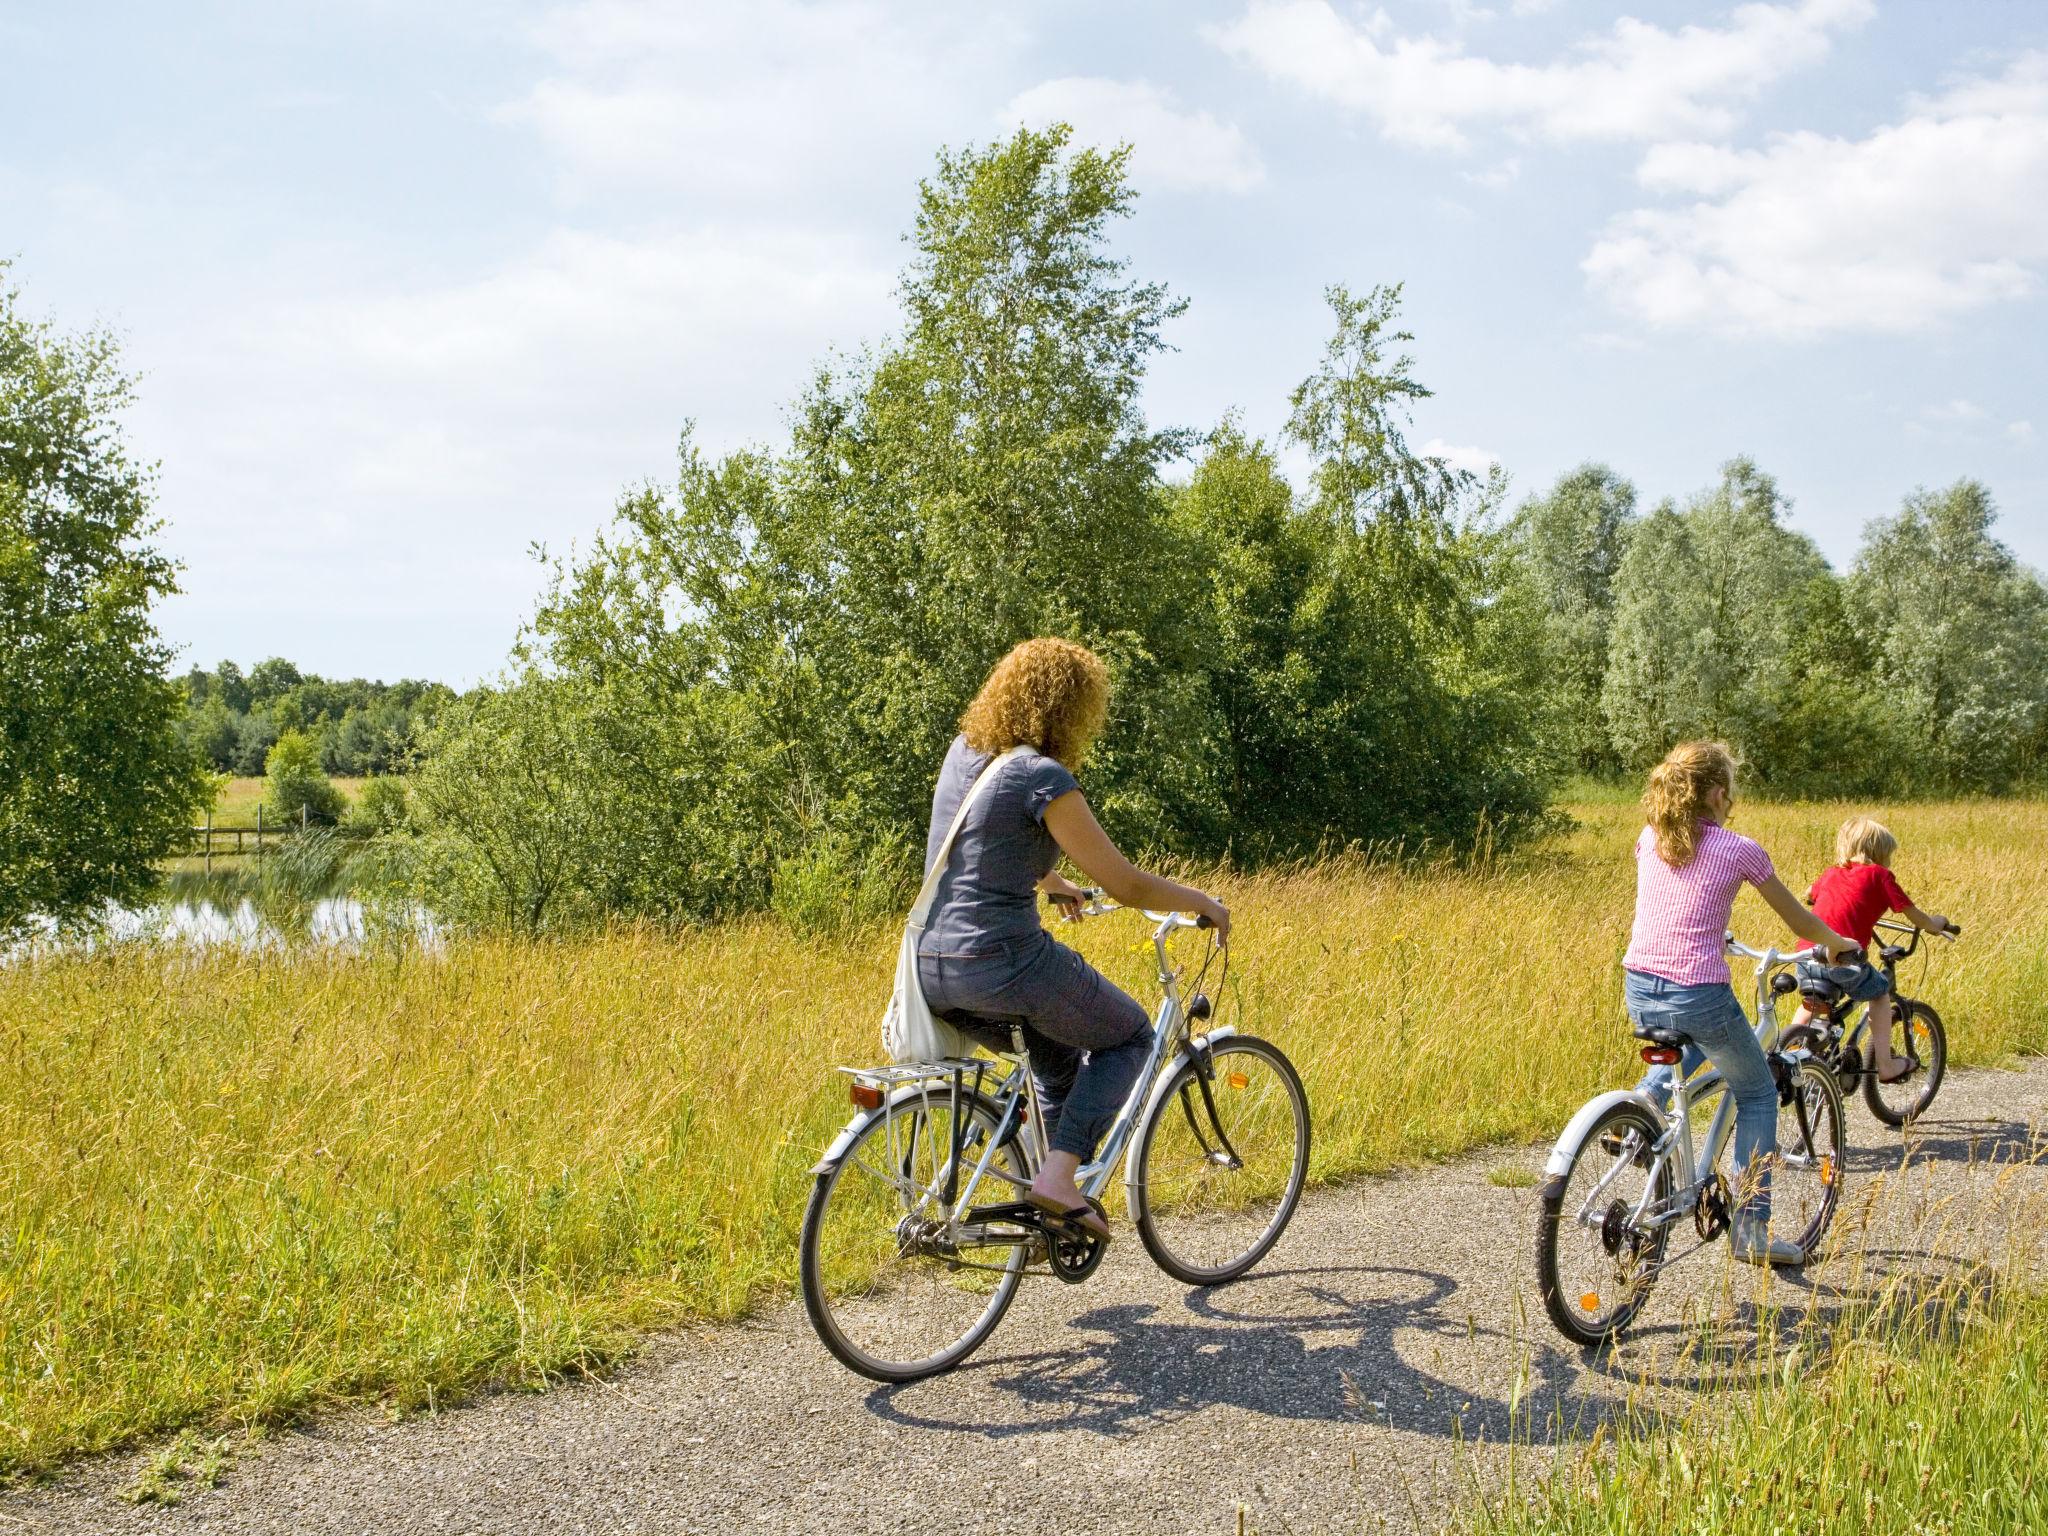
[4,131,2042,940]
[177,659,452,778]
[396,126,2045,932]
[1500,463,2045,795]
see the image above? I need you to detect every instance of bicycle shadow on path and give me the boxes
[1581,1240,2003,1400]
[864,1262,1599,1449]
[1842,1114,2048,1175]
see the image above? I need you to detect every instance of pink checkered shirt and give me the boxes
[1623,820,1775,986]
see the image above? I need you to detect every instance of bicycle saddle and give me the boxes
[1793,954,1857,1008]
[1630,1019,1691,1048]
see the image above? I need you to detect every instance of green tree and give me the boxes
[502,124,1209,915]
[0,269,210,934]
[263,729,345,826]
[1505,465,1637,774]
[1848,481,2048,791]
[1601,459,1829,777]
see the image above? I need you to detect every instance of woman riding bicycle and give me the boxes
[917,638,1229,1241]
[1624,741,1856,1266]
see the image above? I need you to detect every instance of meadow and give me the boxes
[3,799,2046,1479]
[204,776,366,829]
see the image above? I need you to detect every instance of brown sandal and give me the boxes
[1025,1189,1111,1241]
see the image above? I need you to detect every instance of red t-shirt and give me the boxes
[1804,862,1913,949]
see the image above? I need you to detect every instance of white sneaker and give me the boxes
[1731,1216,1804,1267]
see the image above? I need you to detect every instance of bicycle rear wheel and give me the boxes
[1770,1057,1847,1257]
[1536,1101,1672,1346]
[1863,999,1946,1128]
[799,1090,1031,1382]
[1130,1035,1310,1286]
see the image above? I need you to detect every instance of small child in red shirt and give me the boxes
[1791,816,1955,1082]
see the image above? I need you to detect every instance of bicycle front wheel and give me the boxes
[799,1090,1030,1382]
[1863,999,1946,1128]
[1130,1035,1310,1286]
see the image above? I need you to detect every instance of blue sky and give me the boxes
[4,0,2043,685]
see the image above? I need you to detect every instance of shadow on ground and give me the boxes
[868,1263,1598,1447]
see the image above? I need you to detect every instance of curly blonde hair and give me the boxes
[1644,740,1739,868]
[961,639,1109,773]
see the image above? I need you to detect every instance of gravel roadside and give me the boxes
[12,1057,2048,1536]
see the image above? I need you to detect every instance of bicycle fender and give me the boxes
[807,1080,982,1176]
[1542,1089,1666,1180]
[1122,1026,1239,1209]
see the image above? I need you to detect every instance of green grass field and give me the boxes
[4,799,2046,1479]
[202,776,367,829]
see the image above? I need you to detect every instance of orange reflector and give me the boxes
[849,1082,884,1111]
[1580,1292,1601,1312]
[1820,1157,1836,1187]
[1226,1071,1250,1090]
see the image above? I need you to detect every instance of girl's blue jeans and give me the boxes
[1624,970,1779,1221]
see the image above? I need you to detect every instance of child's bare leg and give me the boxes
[1867,992,1902,1077]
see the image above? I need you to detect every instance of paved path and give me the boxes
[13,1060,2048,1536]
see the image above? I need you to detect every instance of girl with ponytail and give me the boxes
[1623,742,1856,1267]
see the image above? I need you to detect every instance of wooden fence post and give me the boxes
[256,803,264,858]
[204,808,213,877]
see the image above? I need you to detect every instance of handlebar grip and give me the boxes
[1944,921,1962,937]
[1195,913,1213,929]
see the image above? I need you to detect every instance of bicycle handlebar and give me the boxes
[1058,889,1211,930]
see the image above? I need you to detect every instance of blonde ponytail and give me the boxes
[1644,741,1738,868]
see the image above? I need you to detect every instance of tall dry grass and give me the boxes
[3,800,2045,1476]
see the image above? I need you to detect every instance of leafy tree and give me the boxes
[263,728,345,825]
[1505,465,1637,774]
[0,268,210,934]
[505,124,1209,915]
[232,712,278,775]
[1848,481,2048,791]
[1602,459,1829,777]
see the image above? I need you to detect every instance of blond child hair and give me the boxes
[1835,815,1899,868]
[1644,741,1739,867]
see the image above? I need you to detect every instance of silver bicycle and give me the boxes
[1535,936,1848,1346]
[799,898,1311,1382]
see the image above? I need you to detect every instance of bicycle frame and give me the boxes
[1578,936,1802,1235]
[833,907,1219,1242]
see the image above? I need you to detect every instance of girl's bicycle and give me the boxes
[799,898,1310,1382]
[1535,936,1847,1346]
[1777,918,1960,1128]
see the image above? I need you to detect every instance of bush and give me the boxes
[345,774,409,835]
[264,729,345,826]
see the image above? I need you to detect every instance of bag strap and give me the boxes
[908,747,1024,930]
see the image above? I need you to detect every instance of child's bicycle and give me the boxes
[798,896,1310,1382]
[1535,936,1847,1346]
[1777,918,1959,1128]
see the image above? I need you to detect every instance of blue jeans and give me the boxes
[1625,971,1779,1221]
[918,935,1152,1161]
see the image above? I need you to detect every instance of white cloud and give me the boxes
[1923,399,1987,423]
[500,0,1012,201]
[1462,155,1521,188]
[1421,436,1500,476]
[1208,0,1870,149]
[1585,52,2048,336]
[2012,420,2039,447]
[1006,77,1265,193]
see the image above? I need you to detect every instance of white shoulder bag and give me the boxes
[881,747,1023,1065]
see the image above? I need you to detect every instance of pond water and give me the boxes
[8,877,442,962]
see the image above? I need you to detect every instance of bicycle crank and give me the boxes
[1694,1174,1732,1242]
[1044,1199,1110,1284]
